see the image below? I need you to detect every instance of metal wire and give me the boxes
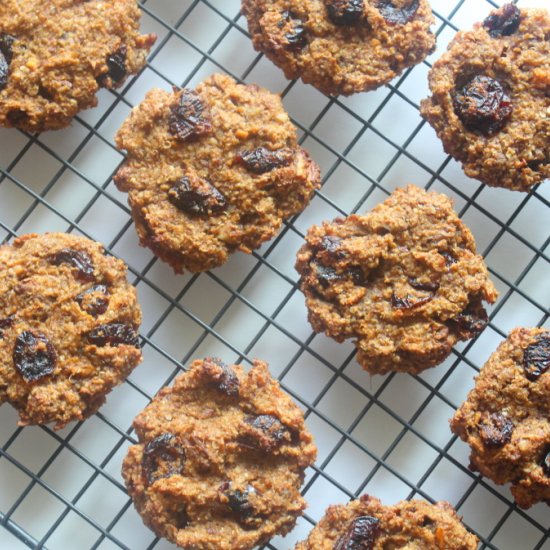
[1,0,548,549]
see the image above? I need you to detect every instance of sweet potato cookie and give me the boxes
[114,73,321,273]
[122,358,317,550]
[241,0,436,96]
[295,494,478,549]
[295,185,498,375]
[451,327,550,509]
[0,233,142,429]
[420,4,550,191]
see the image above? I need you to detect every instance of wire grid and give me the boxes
[0,0,548,548]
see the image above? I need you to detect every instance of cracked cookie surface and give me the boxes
[114,73,321,273]
[241,0,436,96]
[295,494,478,549]
[420,4,549,191]
[0,0,155,132]
[451,327,550,509]
[122,358,317,550]
[0,233,142,429]
[295,185,498,375]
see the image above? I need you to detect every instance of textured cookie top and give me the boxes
[0,0,155,132]
[122,358,317,550]
[295,185,498,375]
[241,0,436,96]
[451,327,550,509]
[0,233,142,429]
[115,73,321,273]
[420,4,549,191]
[295,494,478,549]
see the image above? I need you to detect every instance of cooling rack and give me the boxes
[0,0,548,548]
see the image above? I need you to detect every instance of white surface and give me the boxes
[0,0,548,549]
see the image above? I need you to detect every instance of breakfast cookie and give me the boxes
[114,73,321,273]
[295,185,498,375]
[451,327,550,509]
[0,233,142,429]
[295,494,478,549]
[122,358,317,550]
[420,4,549,191]
[241,0,436,96]
[0,0,156,132]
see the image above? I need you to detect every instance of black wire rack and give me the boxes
[1,0,548,548]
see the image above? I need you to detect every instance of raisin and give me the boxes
[325,0,365,26]
[142,433,186,485]
[523,334,550,381]
[483,4,521,38]
[334,516,381,550]
[408,278,440,292]
[0,315,15,339]
[13,331,57,382]
[278,11,308,51]
[97,45,127,87]
[542,449,550,476]
[317,265,343,287]
[479,413,513,447]
[168,176,226,216]
[76,285,109,316]
[239,414,292,452]
[391,293,433,310]
[49,248,95,282]
[86,322,139,348]
[440,251,457,267]
[446,303,488,339]
[236,147,293,174]
[0,34,15,91]
[203,358,240,397]
[453,75,513,135]
[220,482,257,520]
[377,0,419,25]
[168,89,212,141]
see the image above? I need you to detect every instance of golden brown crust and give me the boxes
[122,358,317,550]
[0,233,142,429]
[420,5,549,191]
[295,185,498,375]
[295,495,478,549]
[114,73,321,273]
[241,0,436,96]
[0,0,156,132]
[451,327,550,509]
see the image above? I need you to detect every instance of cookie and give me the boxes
[295,185,498,375]
[241,0,436,96]
[451,327,550,509]
[420,4,549,191]
[114,73,321,273]
[0,233,142,429]
[122,358,317,550]
[0,0,156,132]
[295,494,478,549]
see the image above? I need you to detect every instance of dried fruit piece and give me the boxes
[391,293,433,310]
[479,412,513,447]
[13,331,57,382]
[76,285,109,317]
[0,34,15,91]
[0,315,15,339]
[334,515,381,550]
[453,75,513,135]
[440,251,457,267]
[240,414,292,452]
[168,89,212,141]
[483,4,521,38]
[49,248,95,282]
[408,278,440,292]
[168,176,226,216]
[523,334,550,381]
[86,322,140,348]
[236,147,293,174]
[325,0,365,26]
[543,450,550,476]
[316,264,364,287]
[446,303,488,339]
[98,45,128,86]
[279,11,308,50]
[204,358,240,397]
[142,433,186,485]
[377,0,419,25]
[220,482,257,520]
